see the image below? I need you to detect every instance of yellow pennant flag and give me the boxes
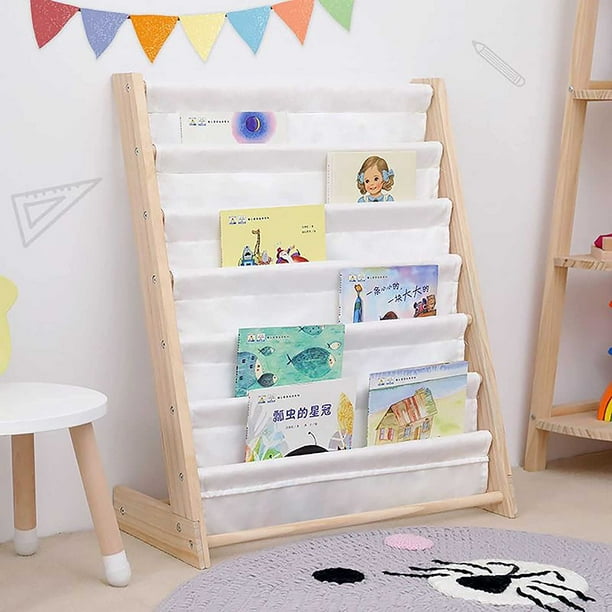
[181,13,226,62]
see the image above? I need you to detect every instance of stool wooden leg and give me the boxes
[11,434,38,556]
[69,422,131,587]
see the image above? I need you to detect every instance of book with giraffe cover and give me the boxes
[219,204,326,267]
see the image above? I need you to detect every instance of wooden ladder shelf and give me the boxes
[525,0,612,471]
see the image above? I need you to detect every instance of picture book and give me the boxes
[367,361,468,447]
[219,204,326,268]
[245,378,356,462]
[180,111,288,146]
[327,150,416,204]
[235,324,345,397]
[339,265,438,323]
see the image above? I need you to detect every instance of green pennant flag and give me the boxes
[318,0,354,30]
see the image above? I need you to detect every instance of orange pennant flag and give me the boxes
[272,0,314,44]
[131,15,178,62]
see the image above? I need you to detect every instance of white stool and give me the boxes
[0,383,131,587]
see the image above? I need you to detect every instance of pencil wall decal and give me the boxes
[473,40,526,87]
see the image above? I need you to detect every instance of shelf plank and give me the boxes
[572,88,612,100]
[554,254,612,271]
[551,400,598,417]
[534,410,612,441]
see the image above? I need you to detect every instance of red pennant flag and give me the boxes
[31,0,79,48]
[131,15,178,63]
[272,0,314,44]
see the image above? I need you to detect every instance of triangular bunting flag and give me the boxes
[81,9,128,58]
[181,13,226,62]
[318,0,354,30]
[31,0,79,48]
[227,7,271,54]
[0,276,18,374]
[131,15,178,63]
[272,0,314,44]
[12,179,101,247]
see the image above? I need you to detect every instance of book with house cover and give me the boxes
[327,150,416,204]
[219,204,326,268]
[367,361,468,447]
[235,324,345,397]
[339,265,438,323]
[245,378,356,462]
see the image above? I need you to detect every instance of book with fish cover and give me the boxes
[235,324,345,398]
[327,150,416,204]
[219,204,326,268]
[338,265,438,324]
[245,378,356,462]
[367,361,468,447]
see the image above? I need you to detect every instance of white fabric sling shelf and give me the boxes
[112,74,517,569]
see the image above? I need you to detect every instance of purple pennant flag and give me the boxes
[81,9,128,58]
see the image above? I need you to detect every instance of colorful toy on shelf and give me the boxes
[591,233,612,261]
[599,383,612,421]
[597,300,612,422]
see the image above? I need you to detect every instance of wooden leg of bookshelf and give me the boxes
[113,486,210,569]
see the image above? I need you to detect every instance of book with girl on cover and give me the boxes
[327,150,416,204]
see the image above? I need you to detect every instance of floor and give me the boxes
[1,450,611,611]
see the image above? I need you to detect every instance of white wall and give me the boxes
[1,0,610,542]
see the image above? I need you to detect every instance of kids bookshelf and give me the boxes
[525,0,612,470]
[112,73,517,569]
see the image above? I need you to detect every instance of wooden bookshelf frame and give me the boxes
[112,73,517,569]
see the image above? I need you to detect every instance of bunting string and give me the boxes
[30,0,354,62]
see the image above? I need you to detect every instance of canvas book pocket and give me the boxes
[198,429,491,534]
[164,199,452,270]
[179,313,468,404]
[172,255,460,335]
[189,371,482,470]
[155,142,442,210]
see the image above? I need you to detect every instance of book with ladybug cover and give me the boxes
[245,378,356,462]
[235,324,345,398]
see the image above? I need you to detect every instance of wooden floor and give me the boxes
[1,450,611,611]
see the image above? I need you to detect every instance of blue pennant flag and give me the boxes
[81,9,128,58]
[227,6,271,54]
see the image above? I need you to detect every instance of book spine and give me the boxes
[338,270,344,323]
[325,154,333,205]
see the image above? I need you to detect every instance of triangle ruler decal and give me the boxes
[12,178,101,247]
[24,197,64,228]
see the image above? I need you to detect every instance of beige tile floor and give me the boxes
[1,450,611,611]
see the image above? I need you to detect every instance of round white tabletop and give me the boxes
[0,383,107,436]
